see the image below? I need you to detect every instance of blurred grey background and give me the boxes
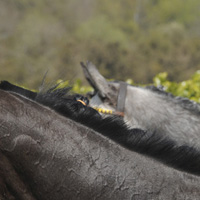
[1,0,200,88]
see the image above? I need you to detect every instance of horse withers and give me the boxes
[1,86,200,199]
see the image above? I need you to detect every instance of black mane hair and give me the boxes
[1,81,200,176]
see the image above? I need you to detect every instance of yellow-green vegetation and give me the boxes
[153,71,200,103]
[56,79,93,94]
[56,70,200,103]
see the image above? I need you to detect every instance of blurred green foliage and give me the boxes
[153,71,200,102]
[1,0,200,88]
[55,70,200,104]
[56,79,93,94]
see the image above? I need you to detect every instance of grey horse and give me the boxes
[82,62,200,150]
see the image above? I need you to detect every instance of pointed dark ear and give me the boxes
[80,61,117,103]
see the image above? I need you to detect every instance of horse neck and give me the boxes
[124,86,200,148]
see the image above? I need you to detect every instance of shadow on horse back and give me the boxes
[1,83,200,199]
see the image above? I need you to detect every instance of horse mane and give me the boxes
[1,81,200,176]
[145,85,200,116]
[36,86,200,176]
